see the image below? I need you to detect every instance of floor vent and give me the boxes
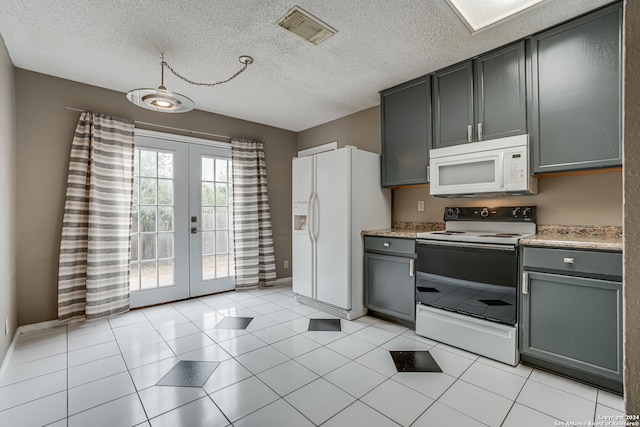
[276,6,337,45]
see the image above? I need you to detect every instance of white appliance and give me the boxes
[415,206,537,366]
[429,135,538,197]
[292,146,391,320]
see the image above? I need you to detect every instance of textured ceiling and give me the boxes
[0,0,613,132]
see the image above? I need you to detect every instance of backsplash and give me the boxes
[392,171,622,227]
[391,222,445,231]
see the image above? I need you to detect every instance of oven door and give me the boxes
[416,240,518,325]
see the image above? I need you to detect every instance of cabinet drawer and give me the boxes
[523,247,622,278]
[364,236,415,255]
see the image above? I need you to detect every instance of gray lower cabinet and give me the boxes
[364,236,416,326]
[380,76,431,187]
[520,247,622,393]
[530,3,622,174]
[433,41,526,148]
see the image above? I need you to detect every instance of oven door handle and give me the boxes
[416,239,516,252]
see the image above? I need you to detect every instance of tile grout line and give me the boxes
[110,316,152,425]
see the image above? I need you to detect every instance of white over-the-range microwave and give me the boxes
[429,134,538,197]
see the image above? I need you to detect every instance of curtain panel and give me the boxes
[58,111,135,321]
[231,138,277,289]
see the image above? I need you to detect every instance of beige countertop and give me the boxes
[519,234,622,251]
[363,223,622,252]
[362,222,445,239]
[362,229,424,239]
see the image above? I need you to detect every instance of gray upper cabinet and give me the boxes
[433,41,526,149]
[380,76,432,187]
[432,61,474,148]
[530,3,622,174]
[475,42,527,141]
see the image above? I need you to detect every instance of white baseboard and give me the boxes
[275,277,292,285]
[0,319,64,384]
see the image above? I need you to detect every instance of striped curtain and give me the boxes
[231,138,277,289]
[58,112,135,321]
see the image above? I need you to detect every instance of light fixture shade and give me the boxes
[126,87,194,113]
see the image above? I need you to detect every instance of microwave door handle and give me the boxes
[499,152,506,190]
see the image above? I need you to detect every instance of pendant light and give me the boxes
[127,54,254,113]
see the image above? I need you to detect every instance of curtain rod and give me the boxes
[64,106,232,141]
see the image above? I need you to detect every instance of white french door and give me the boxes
[189,144,235,297]
[129,131,234,308]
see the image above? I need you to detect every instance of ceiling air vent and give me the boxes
[276,6,337,45]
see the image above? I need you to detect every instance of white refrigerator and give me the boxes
[292,146,391,320]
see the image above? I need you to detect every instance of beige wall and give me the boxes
[297,106,381,154]
[624,0,640,414]
[0,37,17,363]
[15,69,297,326]
[393,172,622,226]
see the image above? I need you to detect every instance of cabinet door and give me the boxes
[475,41,526,141]
[380,77,431,187]
[521,271,622,382]
[364,252,415,323]
[433,61,474,148]
[530,3,622,174]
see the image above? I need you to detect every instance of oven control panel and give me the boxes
[444,206,536,222]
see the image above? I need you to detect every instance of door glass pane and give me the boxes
[202,231,215,255]
[202,207,214,229]
[140,150,157,177]
[140,261,157,289]
[158,207,173,232]
[200,155,233,280]
[158,152,174,178]
[158,179,173,205]
[202,255,216,281]
[130,147,177,292]
[158,259,174,287]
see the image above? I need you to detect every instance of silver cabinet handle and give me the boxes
[409,259,414,277]
[467,125,473,143]
[522,272,529,294]
[383,242,390,247]
[478,122,483,141]
[426,166,431,183]
[563,257,575,264]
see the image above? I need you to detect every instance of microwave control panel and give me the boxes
[505,150,528,189]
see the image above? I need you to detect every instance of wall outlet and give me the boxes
[284,260,289,269]
[417,200,425,212]
[4,315,8,336]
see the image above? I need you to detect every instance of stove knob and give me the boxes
[446,209,454,217]
[522,207,532,217]
[454,208,461,217]
[512,207,521,217]
[480,208,489,218]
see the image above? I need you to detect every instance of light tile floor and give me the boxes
[0,281,626,426]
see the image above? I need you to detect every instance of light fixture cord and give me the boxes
[160,54,251,87]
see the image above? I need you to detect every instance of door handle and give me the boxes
[191,227,198,234]
[478,122,483,141]
[409,259,414,277]
[467,125,473,143]
[522,272,529,294]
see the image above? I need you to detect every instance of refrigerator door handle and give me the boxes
[308,192,318,244]
[307,192,315,243]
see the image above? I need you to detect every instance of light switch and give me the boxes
[418,201,425,212]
